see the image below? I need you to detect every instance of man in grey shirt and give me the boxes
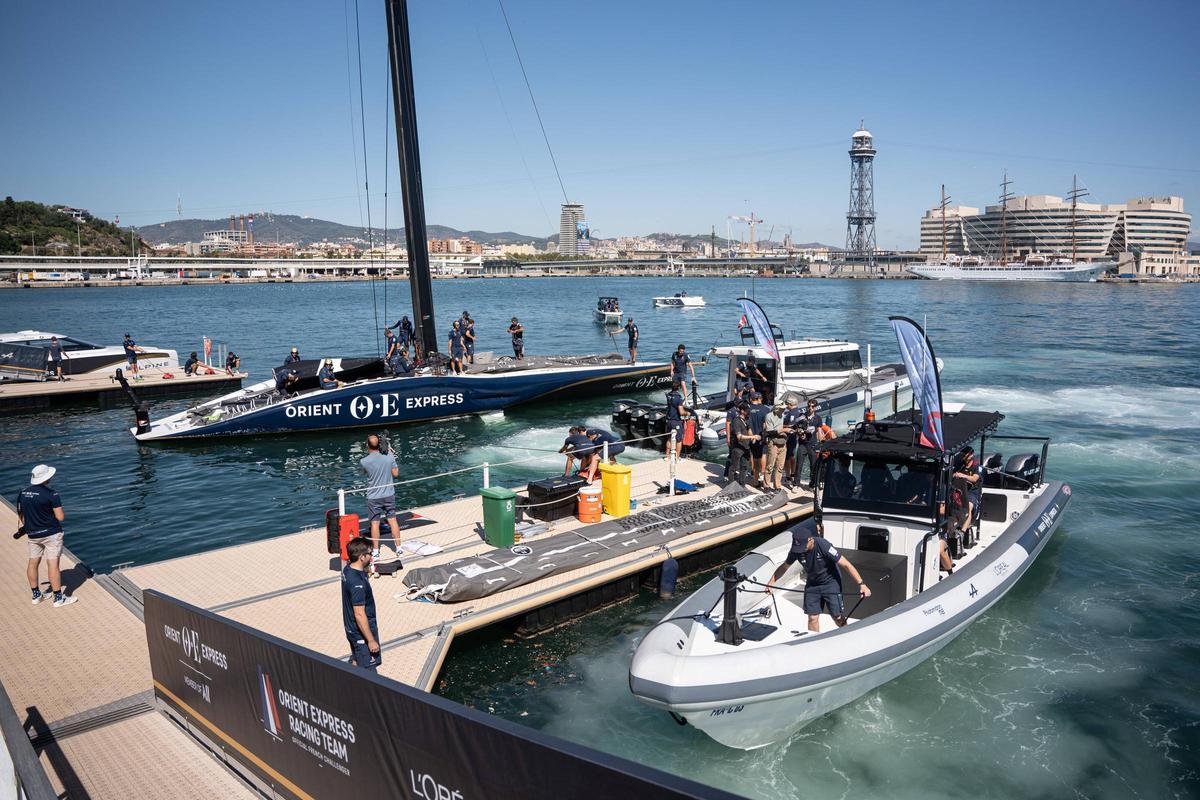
[360,434,400,563]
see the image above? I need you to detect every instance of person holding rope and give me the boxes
[508,317,525,360]
[766,522,870,632]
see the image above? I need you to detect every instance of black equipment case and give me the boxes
[521,474,588,522]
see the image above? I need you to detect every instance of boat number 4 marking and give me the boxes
[709,705,745,717]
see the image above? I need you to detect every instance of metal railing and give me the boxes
[0,676,56,800]
[336,429,680,515]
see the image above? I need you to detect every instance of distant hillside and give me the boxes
[0,197,150,255]
[136,214,553,248]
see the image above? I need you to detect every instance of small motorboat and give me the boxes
[629,407,1070,748]
[593,296,624,325]
[0,330,178,381]
[630,316,1069,749]
[653,292,705,308]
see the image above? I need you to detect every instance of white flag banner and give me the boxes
[889,316,944,450]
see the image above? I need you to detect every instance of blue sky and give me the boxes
[3,0,1197,247]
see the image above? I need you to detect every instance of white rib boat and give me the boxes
[653,292,705,308]
[629,409,1070,749]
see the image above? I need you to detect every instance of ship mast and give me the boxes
[939,184,950,260]
[999,171,1013,266]
[384,0,438,358]
[1067,174,1088,264]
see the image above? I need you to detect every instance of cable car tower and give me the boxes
[845,122,877,268]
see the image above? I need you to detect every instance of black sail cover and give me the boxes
[404,485,788,603]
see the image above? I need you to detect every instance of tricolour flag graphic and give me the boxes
[258,665,283,739]
[889,315,944,450]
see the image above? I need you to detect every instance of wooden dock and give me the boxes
[0,457,812,795]
[0,366,245,414]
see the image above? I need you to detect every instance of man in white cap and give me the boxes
[16,465,77,607]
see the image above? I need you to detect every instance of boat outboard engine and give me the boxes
[1003,453,1040,487]
[611,399,638,430]
[648,410,668,445]
[630,405,653,437]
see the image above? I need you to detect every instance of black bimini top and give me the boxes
[824,409,1004,461]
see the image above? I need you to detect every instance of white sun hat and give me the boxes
[31,464,56,485]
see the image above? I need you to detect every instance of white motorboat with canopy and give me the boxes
[0,330,178,381]
[629,317,1072,748]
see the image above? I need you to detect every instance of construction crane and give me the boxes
[728,212,764,255]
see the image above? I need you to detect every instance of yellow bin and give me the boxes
[598,463,632,517]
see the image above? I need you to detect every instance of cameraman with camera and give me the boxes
[360,434,401,566]
[16,464,77,607]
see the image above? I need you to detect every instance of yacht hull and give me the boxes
[135,361,671,440]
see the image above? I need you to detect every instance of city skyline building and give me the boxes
[919,192,1192,276]
[558,203,588,256]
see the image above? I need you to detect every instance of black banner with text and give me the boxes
[143,590,735,800]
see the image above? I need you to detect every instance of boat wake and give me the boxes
[947,384,1200,430]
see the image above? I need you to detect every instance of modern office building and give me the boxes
[558,203,589,256]
[918,193,1191,276]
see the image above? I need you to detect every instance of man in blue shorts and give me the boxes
[360,434,400,563]
[586,427,625,464]
[766,522,870,632]
[341,537,380,671]
[122,333,144,380]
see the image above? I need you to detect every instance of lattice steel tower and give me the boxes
[845,122,877,267]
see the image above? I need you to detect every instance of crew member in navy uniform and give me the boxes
[670,344,696,387]
[391,348,413,376]
[781,396,802,486]
[586,428,625,464]
[17,464,77,607]
[384,328,402,374]
[285,347,302,364]
[275,368,299,397]
[726,403,756,486]
[318,358,342,390]
[795,399,822,489]
[122,333,144,381]
[664,381,690,459]
[736,354,767,401]
[47,335,68,381]
[746,391,769,485]
[766,522,871,631]
[447,320,466,375]
[560,426,597,479]
[508,317,525,360]
[951,446,983,540]
[389,316,414,351]
[225,350,240,373]
[183,351,201,376]
[463,315,477,365]
[341,537,380,671]
[625,318,639,364]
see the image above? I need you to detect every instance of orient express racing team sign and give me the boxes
[283,391,467,420]
[143,591,730,800]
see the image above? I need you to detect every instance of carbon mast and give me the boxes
[384,0,438,359]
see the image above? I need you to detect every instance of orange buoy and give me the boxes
[577,485,603,523]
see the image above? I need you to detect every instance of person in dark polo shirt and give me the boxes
[17,464,77,607]
[341,537,380,671]
[766,522,870,632]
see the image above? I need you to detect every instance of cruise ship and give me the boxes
[907,254,1112,282]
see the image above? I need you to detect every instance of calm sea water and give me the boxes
[2,277,1197,798]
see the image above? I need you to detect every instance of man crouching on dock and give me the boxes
[766,523,870,632]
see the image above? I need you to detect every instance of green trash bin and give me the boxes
[479,486,516,548]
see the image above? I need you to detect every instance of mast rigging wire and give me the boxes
[496,0,569,204]
[353,0,381,358]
